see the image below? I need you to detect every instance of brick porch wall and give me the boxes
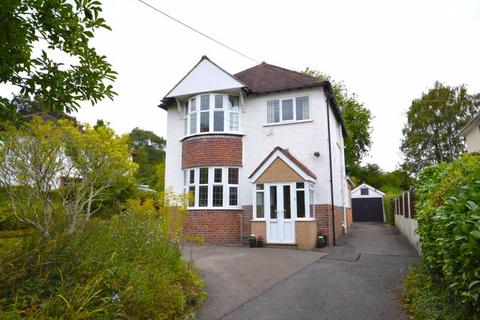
[184,210,242,245]
[241,206,253,244]
[315,204,345,246]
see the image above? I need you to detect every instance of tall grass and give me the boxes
[0,214,206,319]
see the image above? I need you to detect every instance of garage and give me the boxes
[351,183,385,222]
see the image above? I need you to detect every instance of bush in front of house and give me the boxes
[0,214,206,319]
[409,153,480,319]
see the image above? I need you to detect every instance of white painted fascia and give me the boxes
[249,150,316,183]
[165,59,245,98]
[351,182,385,198]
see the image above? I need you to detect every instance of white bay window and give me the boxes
[184,93,240,136]
[184,167,240,209]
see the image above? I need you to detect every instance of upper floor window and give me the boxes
[183,93,240,136]
[267,96,309,124]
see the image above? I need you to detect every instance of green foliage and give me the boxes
[302,68,372,173]
[0,117,137,236]
[401,81,479,175]
[0,0,117,127]
[415,153,480,318]
[129,127,166,189]
[0,214,206,319]
[403,266,463,320]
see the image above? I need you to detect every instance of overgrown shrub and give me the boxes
[383,192,400,226]
[0,214,206,319]
[414,153,480,318]
[403,266,462,320]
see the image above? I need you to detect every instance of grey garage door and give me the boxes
[352,198,384,222]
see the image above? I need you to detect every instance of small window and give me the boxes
[188,186,195,206]
[267,100,280,123]
[256,188,264,218]
[296,183,305,218]
[199,186,208,207]
[212,186,223,207]
[281,99,294,121]
[199,168,208,184]
[200,95,210,110]
[361,188,369,196]
[229,187,238,206]
[189,170,195,184]
[189,113,197,135]
[296,96,309,120]
[214,168,222,183]
[215,95,223,108]
[200,112,209,132]
[214,111,224,131]
[228,168,239,184]
[256,184,264,190]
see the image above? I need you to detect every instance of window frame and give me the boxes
[252,182,315,220]
[265,96,310,125]
[183,93,241,137]
[184,167,241,210]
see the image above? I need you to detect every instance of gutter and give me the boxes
[326,95,336,246]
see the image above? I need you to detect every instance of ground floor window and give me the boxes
[253,182,315,219]
[184,167,240,209]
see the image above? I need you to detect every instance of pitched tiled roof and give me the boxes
[158,57,347,136]
[249,146,317,180]
[234,62,326,94]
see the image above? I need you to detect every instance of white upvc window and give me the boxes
[252,182,315,219]
[183,93,240,136]
[184,167,240,209]
[266,96,310,124]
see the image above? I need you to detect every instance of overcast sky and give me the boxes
[69,0,479,170]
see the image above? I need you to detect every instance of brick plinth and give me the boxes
[182,134,242,169]
[184,210,242,245]
[315,204,345,246]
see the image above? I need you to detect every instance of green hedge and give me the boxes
[415,153,480,318]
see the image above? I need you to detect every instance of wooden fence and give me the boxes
[394,190,420,253]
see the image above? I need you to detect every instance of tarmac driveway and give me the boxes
[185,223,419,320]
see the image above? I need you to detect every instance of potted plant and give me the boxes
[317,233,327,248]
[249,234,257,248]
[257,236,264,247]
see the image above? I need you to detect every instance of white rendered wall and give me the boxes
[395,215,421,254]
[465,127,480,153]
[164,87,348,208]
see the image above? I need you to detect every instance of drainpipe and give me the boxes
[326,96,336,246]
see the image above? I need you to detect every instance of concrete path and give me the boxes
[187,223,419,320]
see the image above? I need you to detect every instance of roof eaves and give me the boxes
[459,112,480,137]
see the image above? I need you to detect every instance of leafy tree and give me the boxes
[302,68,372,173]
[0,117,136,237]
[129,128,166,188]
[0,0,116,126]
[401,81,480,175]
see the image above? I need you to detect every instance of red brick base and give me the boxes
[315,204,345,246]
[184,210,242,245]
[184,205,346,247]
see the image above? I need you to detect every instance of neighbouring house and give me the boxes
[351,183,385,222]
[459,112,480,153]
[159,56,350,249]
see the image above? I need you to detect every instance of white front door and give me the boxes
[266,183,295,244]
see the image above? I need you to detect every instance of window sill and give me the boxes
[250,219,266,222]
[295,218,317,222]
[181,132,245,141]
[262,119,313,127]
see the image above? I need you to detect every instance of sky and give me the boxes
[7,0,480,171]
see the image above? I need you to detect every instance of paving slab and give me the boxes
[183,245,327,320]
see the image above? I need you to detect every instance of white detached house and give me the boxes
[159,56,351,249]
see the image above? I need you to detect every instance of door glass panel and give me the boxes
[270,185,277,219]
[283,185,291,219]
